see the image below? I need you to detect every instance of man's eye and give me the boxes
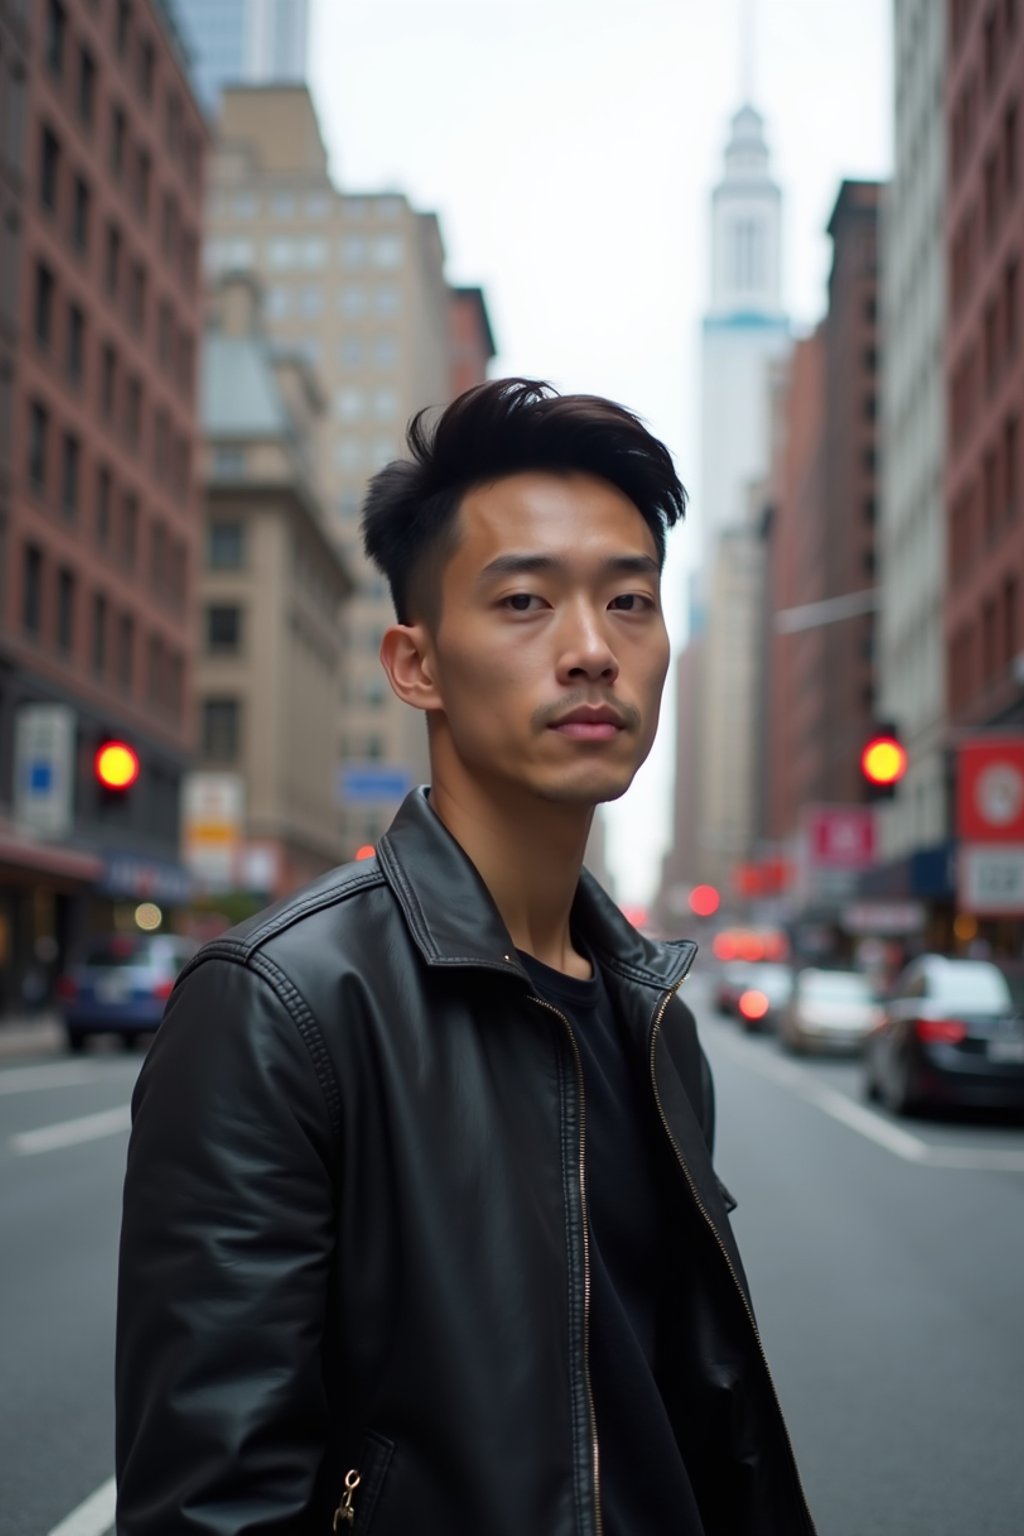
[610,593,654,612]
[502,593,541,611]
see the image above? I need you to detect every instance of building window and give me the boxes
[71,175,91,254]
[202,698,241,762]
[110,104,126,180]
[1005,574,1018,664]
[125,375,142,448]
[128,259,147,333]
[45,0,66,80]
[375,284,400,317]
[371,235,403,270]
[336,386,364,421]
[299,285,324,316]
[340,234,367,268]
[306,191,330,218]
[232,191,259,219]
[270,190,296,218]
[206,604,242,653]
[57,567,75,655]
[341,284,367,316]
[135,148,151,219]
[339,336,364,368]
[100,342,117,420]
[96,464,112,546]
[78,45,96,127]
[105,221,122,297]
[23,545,43,636]
[1007,258,1020,358]
[61,432,80,518]
[1006,413,1019,519]
[40,124,60,213]
[92,592,107,675]
[116,0,132,57]
[374,336,398,369]
[138,35,155,101]
[34,261,55,349]
[28,399,48,490]
[122,491,138,567]
[212,444,245,479]
[208,520,245,569]
[67,302,85,384]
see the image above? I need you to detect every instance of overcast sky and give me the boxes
[308,0,893,906]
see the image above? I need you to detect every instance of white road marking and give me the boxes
[45,1475,116,1536]
[10,1105,131,1156]
[0,1063,102,1095]
[711,1029,1024,1172]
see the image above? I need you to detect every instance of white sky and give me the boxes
[308,0,893,905]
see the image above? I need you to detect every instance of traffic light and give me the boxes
[95,740,139,801]
[861,722,906,801]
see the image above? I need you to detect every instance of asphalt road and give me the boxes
[2,980,1023,1536]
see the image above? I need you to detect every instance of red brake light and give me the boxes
[55,975,77,1001]
[739,989,770,1021]
[152,979,174,1001]
[915,1017,968,1044]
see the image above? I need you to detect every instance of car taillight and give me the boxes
[152,979,174,1001]
[739,989,770,1022]
[55,975,77,1001]
[915,1017,968,1044]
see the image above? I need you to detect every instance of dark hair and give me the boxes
[360,377,687,624]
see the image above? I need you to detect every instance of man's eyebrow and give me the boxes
[478,552,661,582]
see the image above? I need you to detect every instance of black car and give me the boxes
[864,954,1024,1115]
[56,932,198,1052]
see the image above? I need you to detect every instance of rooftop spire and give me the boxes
[739,0,756,107]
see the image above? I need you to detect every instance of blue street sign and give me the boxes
[338,764,413,804]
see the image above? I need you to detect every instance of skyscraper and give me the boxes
[175,0,309,110]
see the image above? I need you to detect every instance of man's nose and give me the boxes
[557,605,619,683]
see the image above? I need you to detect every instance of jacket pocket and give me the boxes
[331,1430,395,1532]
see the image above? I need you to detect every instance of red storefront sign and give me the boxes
[957,736,1024,841]
[804,805,877,867]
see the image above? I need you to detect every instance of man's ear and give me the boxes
[379,624,442,712]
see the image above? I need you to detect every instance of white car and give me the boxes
[779,968,880,1054]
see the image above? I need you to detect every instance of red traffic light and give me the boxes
[861,733,907,787]
[95,740,139,790]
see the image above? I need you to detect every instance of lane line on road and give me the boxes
[0,1063,104,1095]
[10,1104,131,1157]
[710,1030,1024,1172]
[45,1475,115,1536]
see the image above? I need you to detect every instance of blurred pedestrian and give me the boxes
[116,379,815,1534]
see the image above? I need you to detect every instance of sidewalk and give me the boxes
[0,1011,64,1061]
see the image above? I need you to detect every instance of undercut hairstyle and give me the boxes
[360,377,687,626]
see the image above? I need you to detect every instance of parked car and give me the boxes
[56,932,197,1052]
[864,954,1024,1115]
[735,962,794,1032]
[714,961,753,1016]
[779,968,880,1054]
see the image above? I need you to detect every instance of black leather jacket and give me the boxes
[116,789,815,1535]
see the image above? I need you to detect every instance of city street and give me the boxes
[2,978,1023,1536]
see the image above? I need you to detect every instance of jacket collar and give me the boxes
[377,787,696,992]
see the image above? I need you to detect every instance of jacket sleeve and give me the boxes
[115,954,339,1536]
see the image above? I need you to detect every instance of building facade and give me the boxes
[946,0,1024,736]
[194,271,352,903]
[878,0,947,859]
[0,0,206,1012]
[819,181,882,805]
[205,85,492,856]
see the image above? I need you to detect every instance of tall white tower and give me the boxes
[696,102,790,593]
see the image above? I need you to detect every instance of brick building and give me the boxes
[0,0,205,1011]
[946,0,1024,732]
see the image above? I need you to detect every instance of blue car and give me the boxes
[56,933,198,1052]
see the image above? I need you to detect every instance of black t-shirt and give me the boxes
[518,947,707,1536]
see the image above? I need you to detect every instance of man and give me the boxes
[116,378,814,1535]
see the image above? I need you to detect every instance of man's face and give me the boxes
[420,471,670,807]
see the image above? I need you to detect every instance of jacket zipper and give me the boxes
[332,1468,361,1529]
[529,993,604,1536]
[649,984,817,1534]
